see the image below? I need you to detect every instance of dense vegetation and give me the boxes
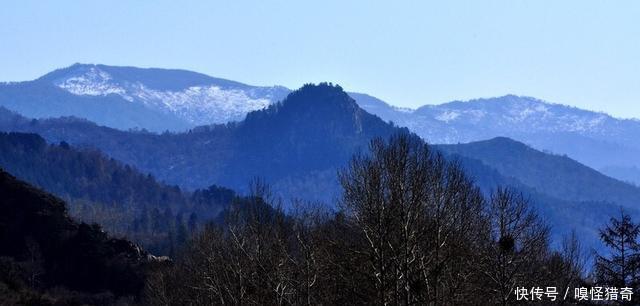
[2,83,639,253]
[0,169,166,305]
[145,135,588,305]
[438,137,640,208]
[0,83,402,202]
[0,132,237,255]
[438,138,640,252]
[2,83,640,304]
[3,133,640,305]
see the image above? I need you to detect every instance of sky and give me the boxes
[1,1,639,118]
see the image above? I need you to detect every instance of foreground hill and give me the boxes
[0,169,161,304]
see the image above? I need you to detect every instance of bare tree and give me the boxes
[23,237,44,289]
[339,134,487,305]
[479,188,550,306]
[143,135,586,306]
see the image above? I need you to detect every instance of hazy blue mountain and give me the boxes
[442,150,630,251]
[357,94,640,185]
[348,92,414,125]
[0,84,402,203]
[0,131,238,220]
[0,63,290,132]
[2,85,638,208]
[0,132,187,212]
[600,165,640,187]
[4,64,638,186]
[436,138,640,252]
[0,64,385,134]
[0,78,192,132]
[437,137,640,209]
[5,64,627,180]
[0,131,285,257]
[1,84,638,253]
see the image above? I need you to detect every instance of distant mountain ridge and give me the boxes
[360,94,640,143]
[357,94,640,185]
[0,63,290,132]
[437,137,640,208]
[3,64,638,186]
[0,83,401,201]
[1,84,638,252]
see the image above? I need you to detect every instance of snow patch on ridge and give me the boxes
[54,67,279,125]
[57,67,129,98]
[130,84,271,124]
[436,111,460,122]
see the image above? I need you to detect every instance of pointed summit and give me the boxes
[240,83,396,141]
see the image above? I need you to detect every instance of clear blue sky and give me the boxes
[1,1,639,118]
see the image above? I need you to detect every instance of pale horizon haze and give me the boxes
[1,1,639,118]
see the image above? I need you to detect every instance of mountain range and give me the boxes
[1,64,638,185]
[0,131,250,255]
[0,84,398,202]
[2,64,640,253]
[356,93,640,186]
[0,63,289,132]
[1,82,639,253]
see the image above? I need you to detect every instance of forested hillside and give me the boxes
[0,169,163,304]
[358,94,640,185]
[145,135,587,305]
[1,84,639,252]
[438,137,640,208]
[0,83,403,202]
[0,132,237,255]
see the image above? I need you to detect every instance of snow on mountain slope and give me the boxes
[414,95,616,135]
[46,64,291,126]
[356,94,640,184]
[4,63,639,184]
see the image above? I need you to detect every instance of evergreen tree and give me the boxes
[595,210,640,290]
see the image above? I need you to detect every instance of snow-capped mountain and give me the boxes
[0,64,290,132]
[2,63,639,184]
[356,94,640,185]
[45,64,291,127]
